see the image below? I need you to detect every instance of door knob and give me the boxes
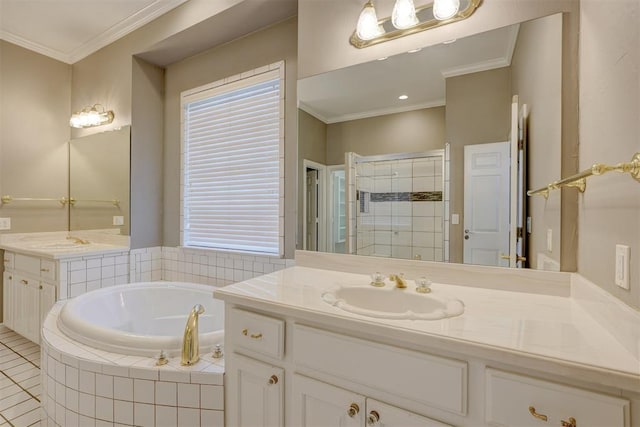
[464,235,469,240]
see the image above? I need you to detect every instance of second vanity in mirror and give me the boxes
[298,13,563,272]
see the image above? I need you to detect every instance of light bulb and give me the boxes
[356,0,385,41]
[433,0,460,20]
[392,0,419,29]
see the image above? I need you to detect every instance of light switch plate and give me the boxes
[113,216,124,226]
[615,244,630,290]
[451,214,459,225]
[0,217,11,230]
[546,229,553,252]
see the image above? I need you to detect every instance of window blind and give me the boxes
[182,70,282,255]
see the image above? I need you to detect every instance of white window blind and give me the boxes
[182,68,282,255]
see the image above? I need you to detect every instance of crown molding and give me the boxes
[441,24,520,79]
[301,99,446,125]
[68,0,189,63]
[0,0,188,64]
[0,30,71,63]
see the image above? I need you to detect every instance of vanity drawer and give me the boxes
[293,324,467,416]
[40,259,56,281]
[485,368,630,427]
[14,254,40,275]
[228,308,285,359]
[3,252,14,270]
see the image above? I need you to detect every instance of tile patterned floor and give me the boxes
[0,325,41,427]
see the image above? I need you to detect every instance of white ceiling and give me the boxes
[0,0,188,64]
[298,24,520,124]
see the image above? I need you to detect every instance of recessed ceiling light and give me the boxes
[407,48,422,53]
[377,56,388,61]
[398,95,409,100]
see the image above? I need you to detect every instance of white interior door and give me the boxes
[302,160,326,252]
[306,169,319,251]
[463,142,511,267]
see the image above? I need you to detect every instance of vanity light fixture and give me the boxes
[392,0,419,29]
[356,0,385,41]
[351,0,482,49]
[69,104,115,129]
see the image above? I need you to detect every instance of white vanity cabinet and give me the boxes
[225,308,286,427]
[293,374,451,427]
[2,251,57,344]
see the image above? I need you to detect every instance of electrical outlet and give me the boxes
[0,217,11,230]
[113,216,124,226]
[546,229,553,252]
[615,244,630,290]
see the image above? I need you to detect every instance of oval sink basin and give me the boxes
[322,286,464,320]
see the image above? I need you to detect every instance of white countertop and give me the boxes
[0,230,129,259]
[214,266,640,391]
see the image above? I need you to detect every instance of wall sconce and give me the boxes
[69,104,115,128]
[351,0,482,48]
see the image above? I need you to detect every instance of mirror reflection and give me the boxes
[298,14,562,270]
[69,126,131,235]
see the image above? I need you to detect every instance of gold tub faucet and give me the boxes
[181,304,205,366]
[389,273,408,289]
[66,236,90,244]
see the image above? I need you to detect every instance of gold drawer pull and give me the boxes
[347,403,359,418]
[39,285,43,290]
[20,279,29,285]
[242,328,263,340]
[529,406,548,422]
[561,418,577,427]
[267,375,278,385]
[40,268,50,272]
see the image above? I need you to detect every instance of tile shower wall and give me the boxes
[355,156,445,261]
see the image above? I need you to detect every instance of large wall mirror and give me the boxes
[298,13,563,271]
[69,126,131,235]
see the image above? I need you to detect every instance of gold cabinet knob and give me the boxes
[367,410,380,426]
[561,417,577,427]
[347,403,360,418]
[20,279,28,285]
[528,406,548,422]
[40,268,50,272]
[267,375,278,385]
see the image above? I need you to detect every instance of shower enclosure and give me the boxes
[347,150,448,262]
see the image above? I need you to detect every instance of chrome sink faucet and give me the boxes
[389,273,408,289]
[181,304,205,366]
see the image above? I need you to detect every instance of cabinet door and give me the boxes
[366,399,452,427]
[293,374,364,427]
[39,281,56,328]
[2,271,14,329]
[227,353,284,427]
[13,274,40,344]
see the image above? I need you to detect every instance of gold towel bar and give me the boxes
[1,195,68,206]
[68,197,120,207]
[527,152,640,198]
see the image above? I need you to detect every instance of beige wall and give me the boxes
[0,41,71,233]
[326,107,446,165]
[130,58,165,249]
[446,67,512,263]
[578,0,639,310]
[163,17,298,257]
[511,14,563,269]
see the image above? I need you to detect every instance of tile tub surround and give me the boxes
[41,303,224,427]
[215,259,640,393]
